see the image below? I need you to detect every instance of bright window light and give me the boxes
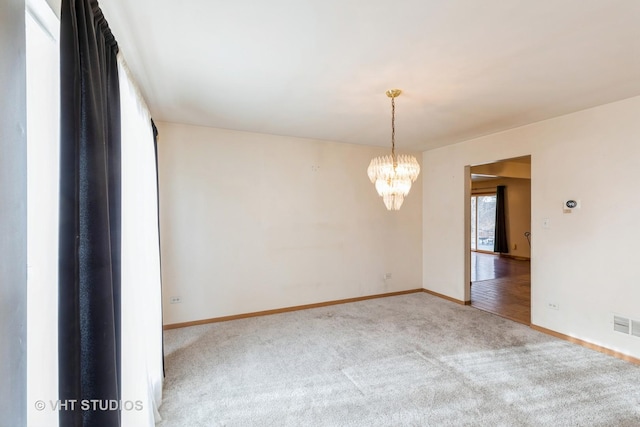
[26,0,60,426]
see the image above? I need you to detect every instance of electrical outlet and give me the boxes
[383,273,392,280]
[170,296,182,304]
[547,302,559,310]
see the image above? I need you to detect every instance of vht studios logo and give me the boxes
[35,399,143,411]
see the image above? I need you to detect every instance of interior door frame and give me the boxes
[464,156,533,306]
[464,166,471,302]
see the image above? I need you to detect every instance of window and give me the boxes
[26,0,59,426]
[25,4,163,424]
[470,194,496,252]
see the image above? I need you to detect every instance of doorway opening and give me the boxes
[466,156,531,325]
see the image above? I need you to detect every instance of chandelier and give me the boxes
[367,89,420,210]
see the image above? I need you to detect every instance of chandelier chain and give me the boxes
[391,96,396,162]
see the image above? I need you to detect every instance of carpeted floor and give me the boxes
[158,293,640,426]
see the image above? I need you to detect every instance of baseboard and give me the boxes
[499,254,530,261]
[531,324,640,366]
[163,289,424,330]
[421,289,470,305]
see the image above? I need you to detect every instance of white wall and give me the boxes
[423,95,640,359]
[0,0,27,423]
[158,122,422,325]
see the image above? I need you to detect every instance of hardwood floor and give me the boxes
[470,252,531,325]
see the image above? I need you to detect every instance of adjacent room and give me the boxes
[3,0,640,426]
[469,156,532,324]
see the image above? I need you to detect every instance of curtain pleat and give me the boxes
[59,0,121,425]
[494,185,509,254]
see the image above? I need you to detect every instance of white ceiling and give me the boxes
[99,0,640,152]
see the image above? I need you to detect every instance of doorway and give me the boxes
[470,253,531,324]
[467,156,531,325]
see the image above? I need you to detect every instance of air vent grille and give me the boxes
[613,316,630,334]
[631,320,640,338]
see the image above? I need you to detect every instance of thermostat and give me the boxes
[563,199,580,213]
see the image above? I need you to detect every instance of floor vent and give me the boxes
[613,316,630,334]
[631,320,640,338]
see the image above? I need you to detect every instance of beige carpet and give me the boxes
[158,293,640,426]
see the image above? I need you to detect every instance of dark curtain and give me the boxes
[152,119,166,377]
[494,185,509,254]
[59,1,121,425]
